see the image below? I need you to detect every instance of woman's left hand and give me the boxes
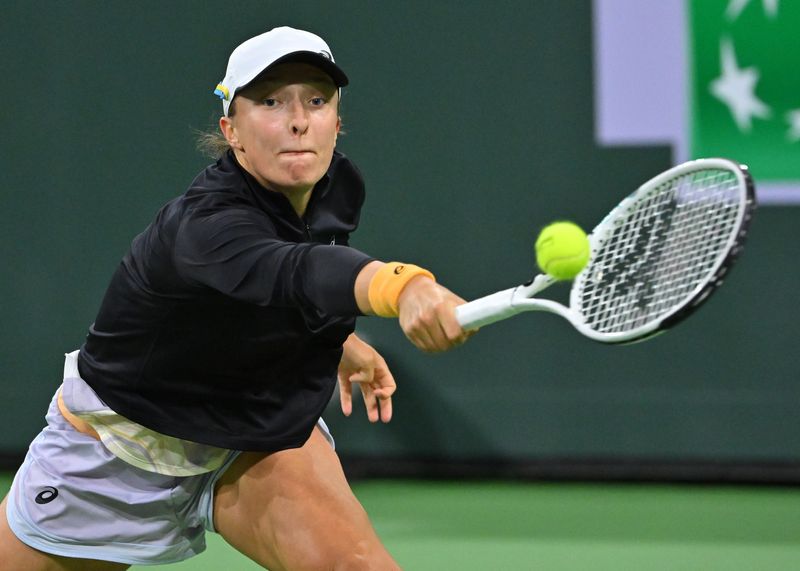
[338,333,396,423]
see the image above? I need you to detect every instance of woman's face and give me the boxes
[222,62,341,197]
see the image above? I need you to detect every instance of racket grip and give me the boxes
[455,288,518,330]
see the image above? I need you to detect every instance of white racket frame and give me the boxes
[455,158,753,343]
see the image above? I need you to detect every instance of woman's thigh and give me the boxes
[0,496,130,571]
[213,427,400,571]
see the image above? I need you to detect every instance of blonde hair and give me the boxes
[195,100,238,159]
[195,129,232,159]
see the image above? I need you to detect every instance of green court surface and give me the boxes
[3,475,800,570]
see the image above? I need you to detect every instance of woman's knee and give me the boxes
[281,537,398,571]
[331,542,401,571]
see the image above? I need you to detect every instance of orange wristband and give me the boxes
[367,262,436,318]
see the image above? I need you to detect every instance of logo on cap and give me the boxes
[214,83,230,101]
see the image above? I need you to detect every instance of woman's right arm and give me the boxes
[354,260,473,353]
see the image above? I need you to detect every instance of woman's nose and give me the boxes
[288,100,309,135]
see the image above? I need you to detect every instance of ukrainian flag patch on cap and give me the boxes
[214,83,230,100]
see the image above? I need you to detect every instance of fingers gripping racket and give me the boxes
[455,158,756,344]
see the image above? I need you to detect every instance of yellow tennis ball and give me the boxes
[535,221,590,280]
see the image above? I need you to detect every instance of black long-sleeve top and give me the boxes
[77,149,374,450]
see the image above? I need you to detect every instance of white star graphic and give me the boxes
[786,109,800,142]
[709,38,771,132]
[726,0,779,20]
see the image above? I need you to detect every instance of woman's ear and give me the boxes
[219,115,242,151]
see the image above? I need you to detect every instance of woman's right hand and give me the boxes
[396,276,474,353]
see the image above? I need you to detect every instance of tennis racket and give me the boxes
[455,158,755,344]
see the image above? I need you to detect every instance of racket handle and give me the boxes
[455,288,518,330]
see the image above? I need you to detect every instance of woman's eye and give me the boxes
[310,97,326,106]
[262,98,278,107]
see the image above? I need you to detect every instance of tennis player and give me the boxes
[0,26,470,570]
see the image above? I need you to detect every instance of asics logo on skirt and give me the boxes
[35,486,59,504]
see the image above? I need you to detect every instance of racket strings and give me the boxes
[576,169,742,334]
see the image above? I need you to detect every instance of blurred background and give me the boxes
[3,0,797,481]
[2,1,799,568]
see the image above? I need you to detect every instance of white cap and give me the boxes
[214,26,348,116]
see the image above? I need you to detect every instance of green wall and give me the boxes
[2,1,798,467]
